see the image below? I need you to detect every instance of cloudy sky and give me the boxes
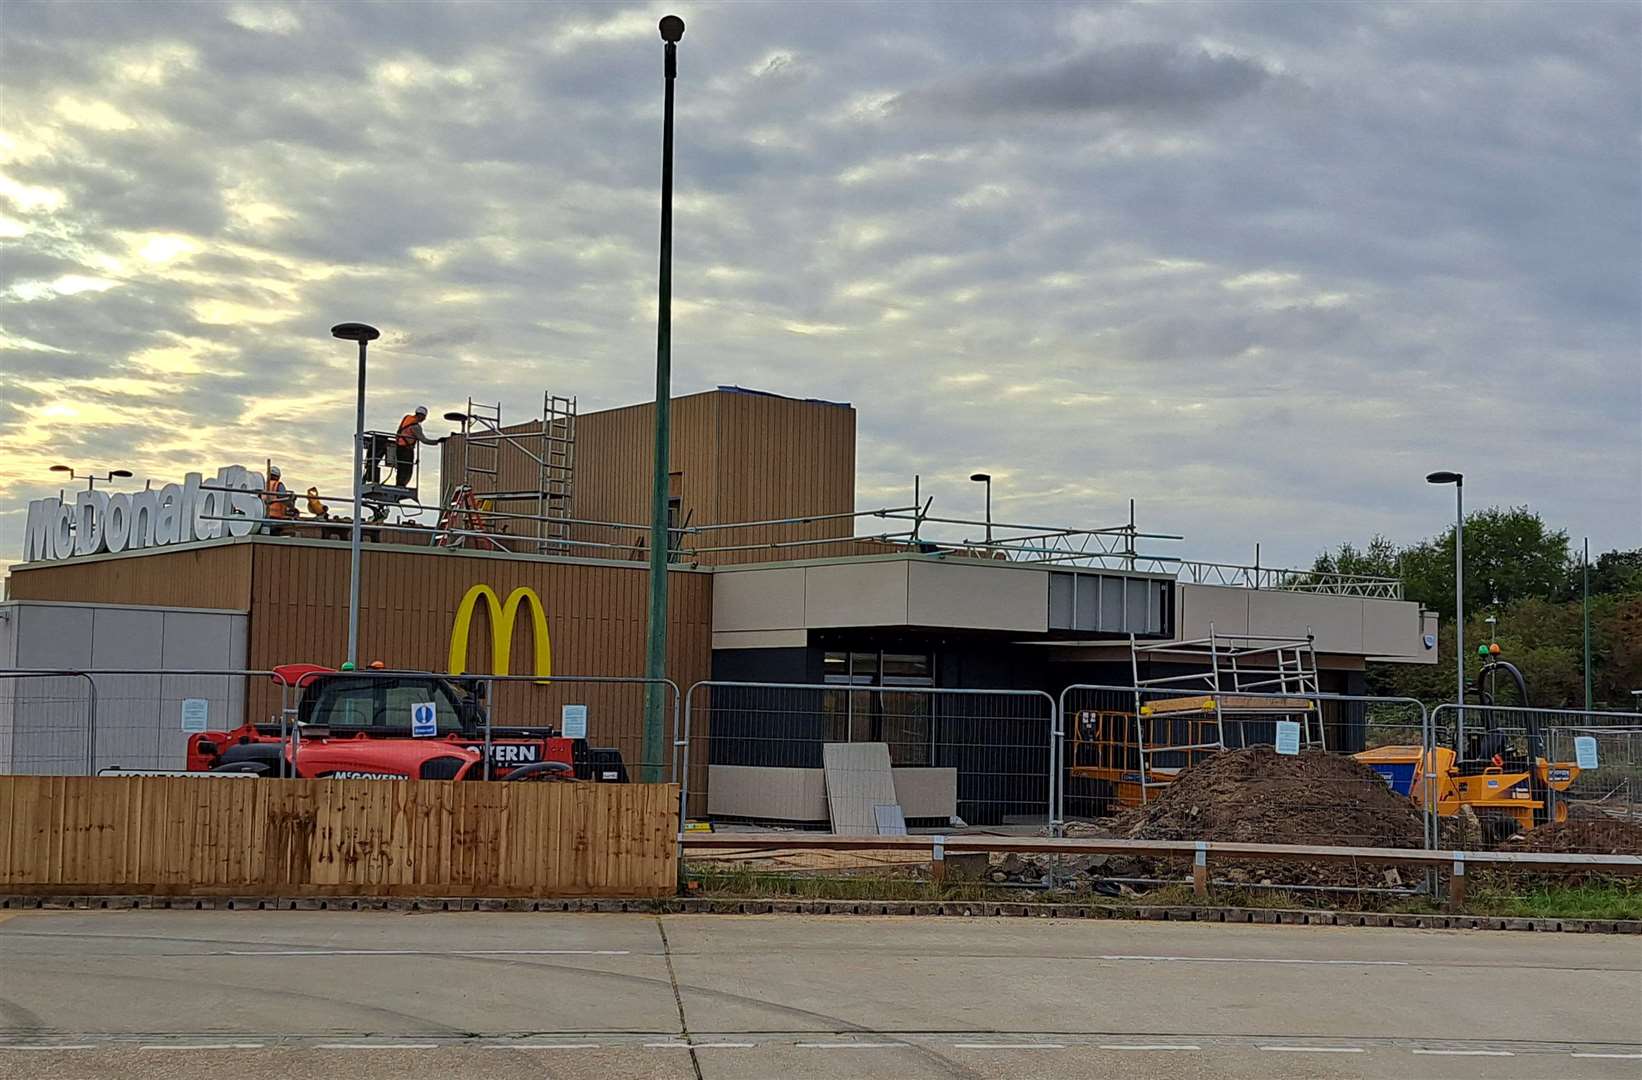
[2,0,1638,576]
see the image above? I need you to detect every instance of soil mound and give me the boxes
[1503,817,1642,856]
[1115,746,1424,849]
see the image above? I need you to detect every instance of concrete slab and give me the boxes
[822,742,898,835]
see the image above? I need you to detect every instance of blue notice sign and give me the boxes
[410,702,438,738]
[1274,720,1301,756]
[1574,736,1599,770]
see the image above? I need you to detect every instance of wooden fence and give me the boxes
[0,776,679,898]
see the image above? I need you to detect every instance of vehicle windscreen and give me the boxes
[302,676,465,733]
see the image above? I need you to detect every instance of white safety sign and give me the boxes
[561,704,588,740]
[180,698,210,733]
[410,702,438,738]
[1274,720,1301,756]
[1574,736,1599,770]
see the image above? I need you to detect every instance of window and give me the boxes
[304,676,463,732]
[821,650,934,765]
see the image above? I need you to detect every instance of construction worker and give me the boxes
[262,465,295,533]
[393,406,444,488]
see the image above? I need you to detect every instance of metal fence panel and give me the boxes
[681,681,1057,833]
[1058,683,1437,850]
[0,672,97,774]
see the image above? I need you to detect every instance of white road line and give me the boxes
[795,1042,901,1049]
[1412,1049,1514,1056]
[138,1044,263,1050]
[223,948,629,957]
[954,1043,1066,1050]
[692,1043,757,1048]
[1098,1044,1202,1051]
[1100,954,1406,966]
[643,1042,694,1048]
[1259,1046,1366,1053]
[315,1043,439,1050]
[0,1046,96,1052]
[1573,1053,1642,1059]
[482,1043,601,1050]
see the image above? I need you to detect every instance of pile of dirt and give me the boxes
[1503,817,1642,856]
[1115,746,1425,849]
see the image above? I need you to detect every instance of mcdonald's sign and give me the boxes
[448,584,552,679]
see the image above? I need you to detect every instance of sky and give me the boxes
[2,0,1638,578]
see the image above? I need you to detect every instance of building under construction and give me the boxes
[3,386,1437,822]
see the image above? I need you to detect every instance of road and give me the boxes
[1,909,1638,1079]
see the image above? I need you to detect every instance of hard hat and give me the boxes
[368,660,385,670]
[415,405,428,416]
[269,464,281,478]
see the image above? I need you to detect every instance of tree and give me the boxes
[1312,535,1399,579]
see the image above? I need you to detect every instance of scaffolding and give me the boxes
[1068,625,1324,810]
[445,393,576,552]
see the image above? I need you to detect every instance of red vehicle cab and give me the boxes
[186,665,623,783]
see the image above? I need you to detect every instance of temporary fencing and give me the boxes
[0,667,680,785]
[1057,684,1438,851]
[1432,703,1642,825]
[680,680,1057,826]
[0,671,98,774]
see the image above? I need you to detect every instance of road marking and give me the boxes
[1100,954,1406,966]
[643,1042,694,1048]
[1098,1044,1202,1051]
[0,1046,96,1052]
[138,1044,263,1050]
[316,1043,438,1050]
[693,1042,757,1048]
[954,1043,1066,1050]
[1259,1046,1366,1053]
[224,948,629,957]
[795,1042,901,1048]
[1412,1048,1514,1056]
[483,1043,601,1050]
[1573,1053,1642,1059]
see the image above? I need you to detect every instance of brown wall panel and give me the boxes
[5,544,253,610]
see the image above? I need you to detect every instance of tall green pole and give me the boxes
[643,15,684,784]
[1583,537,1592,712]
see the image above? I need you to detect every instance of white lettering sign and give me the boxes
[561,704,588,740]
[1274,720,1301,756]
[22,466,264,562]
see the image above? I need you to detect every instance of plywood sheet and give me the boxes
[822,742,898,836]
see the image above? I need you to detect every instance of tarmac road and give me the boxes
[1,908,1638,1079]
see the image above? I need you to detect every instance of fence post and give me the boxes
[1448,851,1466,911]
[931,835,946,884]
[1193,841,1209,897]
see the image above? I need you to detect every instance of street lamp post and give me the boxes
[332,322,380,670]
[970,472,992,544]
[1427,471,1465,714]
[50,465,134,491]
[642,14,685,784]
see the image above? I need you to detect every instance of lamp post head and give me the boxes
[331,322,380,343]
[970,472,991,484]
[49,465,72,475]
[1426,470,1462,485]
[110,469,133,479]
[442,411,468,423]
[659,14,685,42]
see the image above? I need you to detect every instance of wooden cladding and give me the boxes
[442,389,857,565]
[0,776,680,898]
[5,543,253,610]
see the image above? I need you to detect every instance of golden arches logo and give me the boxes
[448,584,552,680]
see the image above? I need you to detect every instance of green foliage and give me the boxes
[1320,510,1640,710]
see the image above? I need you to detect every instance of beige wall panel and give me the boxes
[803,560,909,627]
[892,767,958,818]
[711,566,806,631]
[1176,584,1252,639]
[1248,590,1364,652]
[1362,598,1423,657]
[707,765,827,820]
[906,561,1047,632]
[711,629,809,650]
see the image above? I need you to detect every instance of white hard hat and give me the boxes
[415,404,428,416]
[269,465,281,478]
